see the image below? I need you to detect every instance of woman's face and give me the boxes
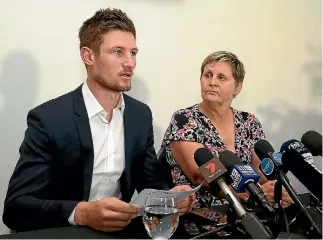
[200,61,242,105]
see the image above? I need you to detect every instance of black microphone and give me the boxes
[255,140,322,238]
[301,130,322,156]
[255,139,285,176]
[194,148,245,217]
[280,139,322,202]
[218,150,275,216]
[255,139,285,208]
[194,148,271,239]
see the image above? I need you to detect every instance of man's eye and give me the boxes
[113,49,122,55]
[131,51,137,56]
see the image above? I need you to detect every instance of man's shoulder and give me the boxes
[30,86,80,118]
[123,94,151,112]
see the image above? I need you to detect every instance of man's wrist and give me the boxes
[74,201,90,226]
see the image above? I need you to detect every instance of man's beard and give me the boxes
[95,76,131,92]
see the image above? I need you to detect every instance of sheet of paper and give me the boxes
[130,183,203,216]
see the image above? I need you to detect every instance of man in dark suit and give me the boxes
[3,8,194,232]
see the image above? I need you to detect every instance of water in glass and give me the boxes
[143,193,179,239]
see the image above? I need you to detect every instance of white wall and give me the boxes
[0,0,321,234]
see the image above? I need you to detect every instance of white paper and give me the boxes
[130,183,203,216]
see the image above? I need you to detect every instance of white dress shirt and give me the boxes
[68,82,125,224]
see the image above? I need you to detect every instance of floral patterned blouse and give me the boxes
[161,104,266,222]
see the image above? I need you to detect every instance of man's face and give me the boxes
[88,30,138,92]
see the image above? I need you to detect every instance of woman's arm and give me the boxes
[170,141,209,188]
[171,141,224,198]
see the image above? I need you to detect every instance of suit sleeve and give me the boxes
[2,109,79,232]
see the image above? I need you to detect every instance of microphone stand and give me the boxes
[278,172,322,238]
[190,206,247,239]
[273,178,292,238]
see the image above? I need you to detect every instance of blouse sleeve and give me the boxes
[162,109,202,147]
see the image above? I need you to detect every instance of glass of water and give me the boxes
[142,192,179,239]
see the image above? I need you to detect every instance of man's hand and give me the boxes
[74,197,139,232]
[170,185,196,215]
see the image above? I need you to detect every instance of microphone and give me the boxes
[255,140,322,238]
[280,139,314,164]
[255,139,285,181]
[280,140,322,202]
[301,130,322,156]
[218,150,275,216]
[194,148,271,239]
[194,148,245,217]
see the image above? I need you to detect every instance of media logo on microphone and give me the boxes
[230,168,242,191]
[272,152,282,164]
[199,158,227,183]
[287,141,304,151]
[260,158,274,176]
[205,162,216,174]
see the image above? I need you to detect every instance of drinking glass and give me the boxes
[142,192,179,239]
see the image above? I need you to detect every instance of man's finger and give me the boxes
[104,198,139,214]
[103,210,135,221]
[101,227,123,232]
[103,219,131,228]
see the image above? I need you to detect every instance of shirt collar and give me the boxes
[82,82,125,119]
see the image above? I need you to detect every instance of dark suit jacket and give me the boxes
[2,85,168,232]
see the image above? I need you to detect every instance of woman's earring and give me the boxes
[233,93,237,98]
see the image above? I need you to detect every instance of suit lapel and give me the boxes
[73,85,94,201]
[123,94,135,172]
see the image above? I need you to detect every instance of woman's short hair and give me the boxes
[200,51,245,84]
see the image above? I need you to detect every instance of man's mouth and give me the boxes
[119,72,133,79]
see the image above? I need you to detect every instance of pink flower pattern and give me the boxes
[162,104,266,222]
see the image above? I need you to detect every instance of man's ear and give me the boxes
[80,47,95,66]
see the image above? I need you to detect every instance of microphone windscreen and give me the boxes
[280,139,299,153]
[219,150,243,169]
[301,130,322,156]
[194,148,213,167]
[254,139,275,160]
[282,149,322,201]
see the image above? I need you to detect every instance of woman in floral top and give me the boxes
[161,51,293,222]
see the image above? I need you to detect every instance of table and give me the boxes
[0,215,193,239]
[0,193,319,239]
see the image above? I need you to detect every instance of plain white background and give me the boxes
[0,0,321,234]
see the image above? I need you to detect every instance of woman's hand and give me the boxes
[260,181,294,208]
[236,192,249,203]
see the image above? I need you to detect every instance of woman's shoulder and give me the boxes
[233,109,264,131]
[171,104,200,119]
[234,109,261,123]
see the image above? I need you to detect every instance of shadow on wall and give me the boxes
[303,42,322,99]
[126,75,164,152]
[258,102,322,150]
[0,51,39,233]
[258,102,322,194]
[257,44,322,193]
